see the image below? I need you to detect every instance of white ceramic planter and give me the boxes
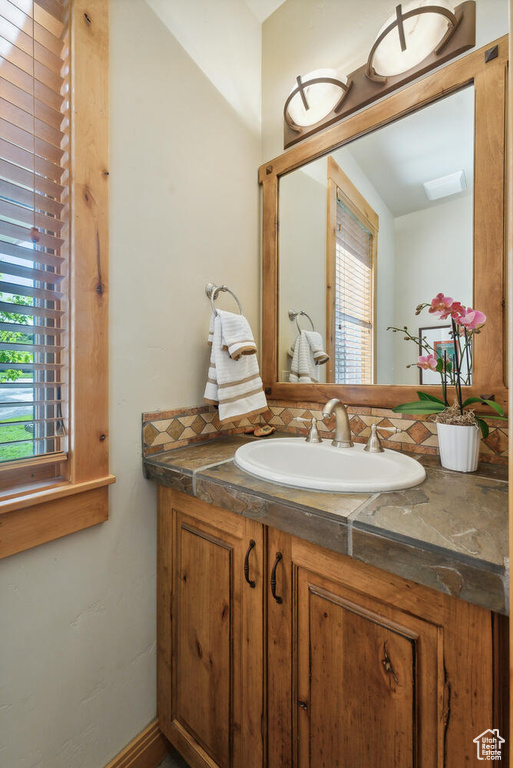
[436,422,481,472]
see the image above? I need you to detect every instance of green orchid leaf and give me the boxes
[476,417,489,439]
[393,402,444,414]
[435,358,444,373]
[417,392,445,404]
[481,399,506,417]
[462,397,486,408]
[461,398,506,419]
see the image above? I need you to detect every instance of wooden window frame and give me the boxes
[326,156,378,384]
[0,0,114,558]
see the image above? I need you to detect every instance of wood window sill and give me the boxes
[0,475,116,559]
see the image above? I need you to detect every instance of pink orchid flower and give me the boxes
[459,308,486,331]
[428,293,466,321]
[417,353,437,371]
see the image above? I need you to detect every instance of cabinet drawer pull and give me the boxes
[270,552,283,604]
[244,539,256,588]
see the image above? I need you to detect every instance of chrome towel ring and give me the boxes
[288,308,315,332]
[205,283,244,316]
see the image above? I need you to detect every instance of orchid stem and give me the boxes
[464,328,472,385]
[387,326,436,356]
[442,351,449,407]
[451,318,463,414]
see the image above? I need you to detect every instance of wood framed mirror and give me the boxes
[259,37,508,410]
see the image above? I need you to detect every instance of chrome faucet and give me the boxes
[364,423,402,453]
[293,416,322,443]
[322,398,354,448]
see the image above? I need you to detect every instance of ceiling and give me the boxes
[244,0,286,23]
[333,85,475,218]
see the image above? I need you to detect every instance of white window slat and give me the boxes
[334,197,373,384]
[0,0,69,466]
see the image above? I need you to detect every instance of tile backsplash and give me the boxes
[142,399,508,464]
[261,401,508,464]
[142,404,255,456]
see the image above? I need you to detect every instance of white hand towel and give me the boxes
[287,331,330,382]
[207,310,258,359]
[204,311,267,423]
[216,309,258,359]
[287,331,318,383]
[304,331,329,365]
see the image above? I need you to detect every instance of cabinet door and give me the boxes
[295,566,441,768]
[158,488,264,768]
[268,532,495,768]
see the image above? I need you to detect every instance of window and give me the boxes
[333,196,374,384]
[326,157,378,385]
[1,0,68,469]
[0,0,113,558]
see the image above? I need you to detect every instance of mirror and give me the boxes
[278,86,474,386]
[259,39,507,409]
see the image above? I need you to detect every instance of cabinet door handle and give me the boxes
[244,539,256,588]
[270,552,283,604]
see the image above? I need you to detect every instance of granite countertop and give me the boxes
[143,434,509,614]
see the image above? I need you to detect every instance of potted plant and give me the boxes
[388,293,506,472]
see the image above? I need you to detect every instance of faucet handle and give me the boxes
[364,423,402,453]
[293,416,322,444]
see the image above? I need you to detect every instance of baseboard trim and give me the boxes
[105,720,170,768]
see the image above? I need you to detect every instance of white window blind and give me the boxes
[334,194,373,384]
[0,0,68,464]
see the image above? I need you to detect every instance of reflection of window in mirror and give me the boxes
[327,157,378,384]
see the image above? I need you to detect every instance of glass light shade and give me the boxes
[286,69,348,127]
[372,0,455,77]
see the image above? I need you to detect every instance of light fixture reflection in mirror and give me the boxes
[278,85,474,388]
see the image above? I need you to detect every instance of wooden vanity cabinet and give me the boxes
[158,489,504,768]
[267,528,501,768]
[157,488,265,768]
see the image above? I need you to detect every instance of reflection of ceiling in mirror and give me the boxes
[244,0,286,22]
[331,86,474,218]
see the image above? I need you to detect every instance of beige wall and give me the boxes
[1,1,261,766]
[279,164,328,380]
[393,195,473,384]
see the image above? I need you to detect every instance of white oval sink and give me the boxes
[235,438,426,493]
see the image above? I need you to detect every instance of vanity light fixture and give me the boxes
[367,0,460,81]
[423,169,467,200]
[283,1,475,148]
[284,69,352,133]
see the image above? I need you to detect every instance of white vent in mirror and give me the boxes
[423,169,467,200]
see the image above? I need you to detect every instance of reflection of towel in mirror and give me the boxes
[287,331,329,383]
[204,310,268,423]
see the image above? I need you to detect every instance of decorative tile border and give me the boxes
[142,404,258,456]
[142,400,508,464]
[260,400,508,464]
